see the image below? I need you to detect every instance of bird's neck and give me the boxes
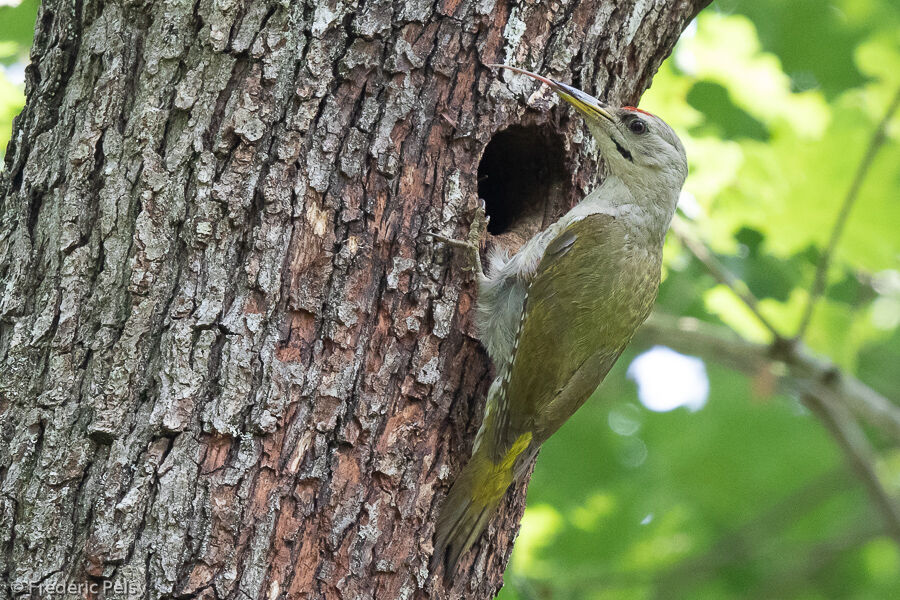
[577,175,678,247]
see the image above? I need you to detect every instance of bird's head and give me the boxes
[491,65,688,195]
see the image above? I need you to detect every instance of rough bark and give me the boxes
[0,0,707,598]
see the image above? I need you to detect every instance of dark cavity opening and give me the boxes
[478,125,569,236]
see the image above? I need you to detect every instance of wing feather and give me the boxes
[487,212,657,458]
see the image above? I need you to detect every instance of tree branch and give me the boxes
[802,385,900,547]
[670,216,784,341]
[636,312,900,550]
[635,313,900,445]
[795,85,900,340]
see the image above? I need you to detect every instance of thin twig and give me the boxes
[671,216,784,340]
[803,384,900,547]
[795,85,900,340]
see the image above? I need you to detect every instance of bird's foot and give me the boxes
[425,201,489,279]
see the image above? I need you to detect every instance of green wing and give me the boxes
[488,212,657,459]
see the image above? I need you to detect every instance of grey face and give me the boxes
[586,107,688,189]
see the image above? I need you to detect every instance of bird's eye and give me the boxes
[629,118,647,134]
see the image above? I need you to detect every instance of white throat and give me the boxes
[574,175,678,247]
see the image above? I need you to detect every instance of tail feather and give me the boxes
[432,459,502,577]
[433,432,533,578]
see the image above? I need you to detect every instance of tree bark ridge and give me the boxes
[0,0,708,598]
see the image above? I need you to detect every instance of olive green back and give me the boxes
[494,212,662,455]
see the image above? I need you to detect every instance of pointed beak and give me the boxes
[489,64,615,124]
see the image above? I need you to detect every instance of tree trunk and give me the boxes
[0,0,707,598]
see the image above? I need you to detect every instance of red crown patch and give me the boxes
[623,106,654,117]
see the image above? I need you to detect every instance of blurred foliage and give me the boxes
[1,0,898,598]
[0,0,37,160]
[501,1,900,599]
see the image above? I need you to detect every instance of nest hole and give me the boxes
[478,125,569,237]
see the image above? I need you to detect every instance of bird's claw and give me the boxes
[425,201,489,279]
